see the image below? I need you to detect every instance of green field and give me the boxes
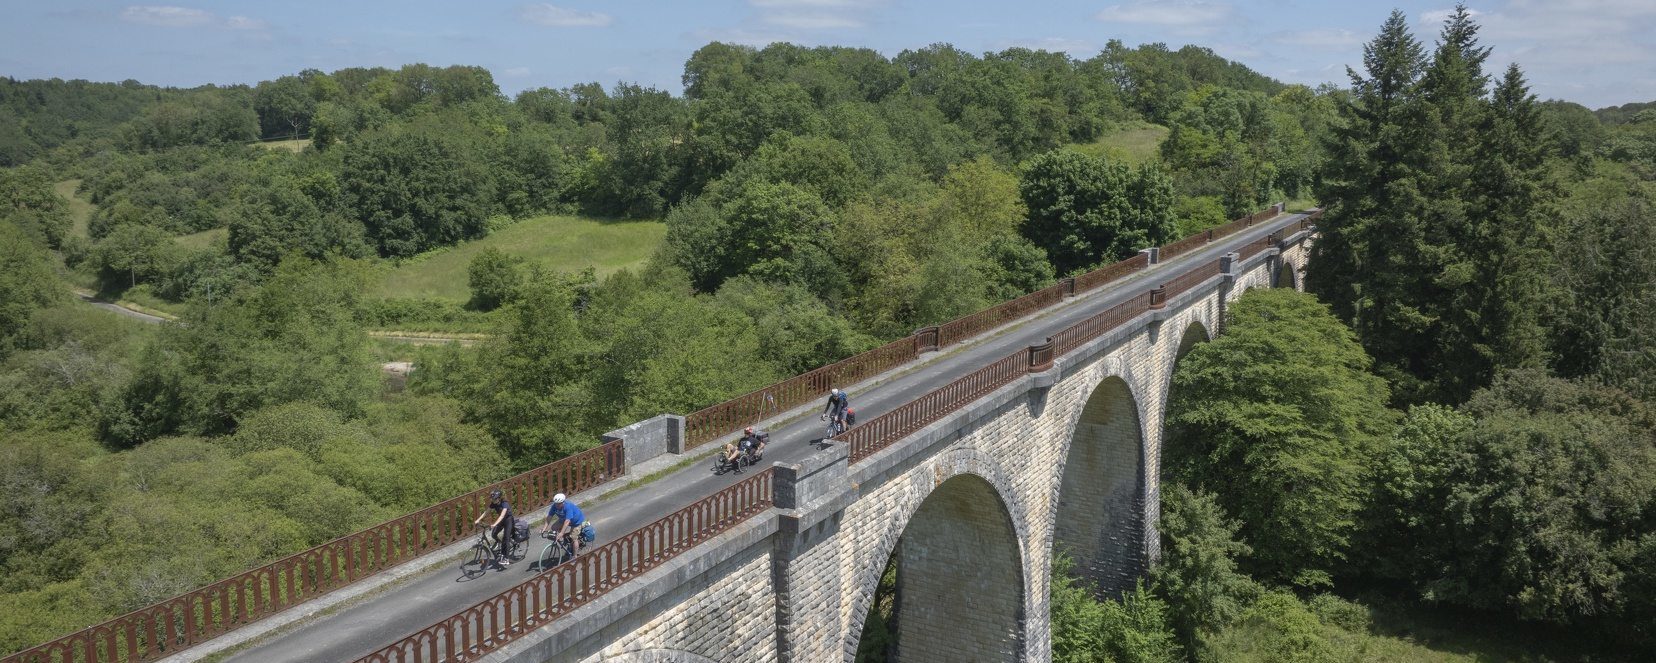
[54,179,95,238]
[174,227,228,250]
[378,214,666,301]
[252,138,310,153]
[1068,121,1170,165]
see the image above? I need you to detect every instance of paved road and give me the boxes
[224,213,1307,663]
[75,293,167,324]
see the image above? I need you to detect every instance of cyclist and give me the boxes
[541,493,589,557]
[821,387,850,436]
[741,426,769,461]
[472,488,514,568]
[718,441,743,474]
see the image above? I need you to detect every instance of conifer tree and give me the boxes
[1308,10,1430,397]
[1437,64,1550,400]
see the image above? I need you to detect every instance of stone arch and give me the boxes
[844,447,1031,662]
[1275,259,1298,289]
[594,649,723,663]
[1052,373,1149,595]
[1174,320,1210,363]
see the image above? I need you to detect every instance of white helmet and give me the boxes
[831,388,841,396]
[553,493,566,504]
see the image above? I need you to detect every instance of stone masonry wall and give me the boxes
[897,474,1025,662]
[569,543,777,663]
[1053,377,1144,593]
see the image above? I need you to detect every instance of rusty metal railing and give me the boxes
[1158,203,1283,262]
[936,281,1068,348]
[1074,252,1150,293]
[1051,291,1156,357]
[845,350,1029,463]
[355,468,775,663]
[1160,259,1225,302]
[1238,233,1276,260]
[683,335,919,450]
[0,442,625,663]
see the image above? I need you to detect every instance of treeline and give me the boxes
[1047,8,1656,662]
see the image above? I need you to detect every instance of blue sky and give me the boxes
[2,1,1652,109]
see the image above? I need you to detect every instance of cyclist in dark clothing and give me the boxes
[821,388,850,436]
[742,426,769,460]
[473,489,514,567]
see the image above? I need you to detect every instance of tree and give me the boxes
[0,222,60,351]
[90,224,177,291]
[467,247,525,311]
[1151,485,1260,652]
[1163,289,1395,587]
[1434,62,1550,402]
[582,268,777,428]
[1019,150,1174,275]
[227,176,371,272]
[1312,8,1550,405]
[100,259,379,444]
[1545,168,1656,400]
[0,167,71,249]
[424,269,591,464]
[1405,371,1656,628]
[338,125,496,257]
[1052,553,1182,663]
[253,75,317,139]
[1308,10,1433,402]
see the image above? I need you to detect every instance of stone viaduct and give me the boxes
[492,228,1313,663]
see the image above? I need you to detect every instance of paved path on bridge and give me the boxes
[222,213,1304,663]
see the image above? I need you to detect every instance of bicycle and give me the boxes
[536,530,577,571]
[460,524,520,579]
[822,414,847,440]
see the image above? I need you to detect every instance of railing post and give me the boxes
[1140,247,1158,265]
[1059,277,1076,298]
[1205,229,1215,242]
[1026,339,1055,373]
[912,326,940,353]
[1149,287,1167,309]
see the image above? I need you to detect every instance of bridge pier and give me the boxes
[770,442,855,663]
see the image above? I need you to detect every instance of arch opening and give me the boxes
[853,473,1026,662]
[1275,259,1298,290]
[1174,321,1210,363]
[1053,376,1146,596]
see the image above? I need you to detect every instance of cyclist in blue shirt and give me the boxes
[541,493,588,556]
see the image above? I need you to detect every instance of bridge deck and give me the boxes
[219,213,1305,663]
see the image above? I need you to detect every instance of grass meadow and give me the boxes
[378,214,666,301]
[1067,121,1171,165]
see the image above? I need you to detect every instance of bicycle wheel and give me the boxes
[460,543,490,579]
[539,541,567,570]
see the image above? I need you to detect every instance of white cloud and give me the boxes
[1095,1,1234,29]
[763,12,864,29]
[519,4,614,28]
[120,6,271,31]
[224,16,268,30]
[120,6,215,28]
[1277,28,1365,50]
[690,26,800,47]
[1419,7,1483,25]
[503,66,532,77]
